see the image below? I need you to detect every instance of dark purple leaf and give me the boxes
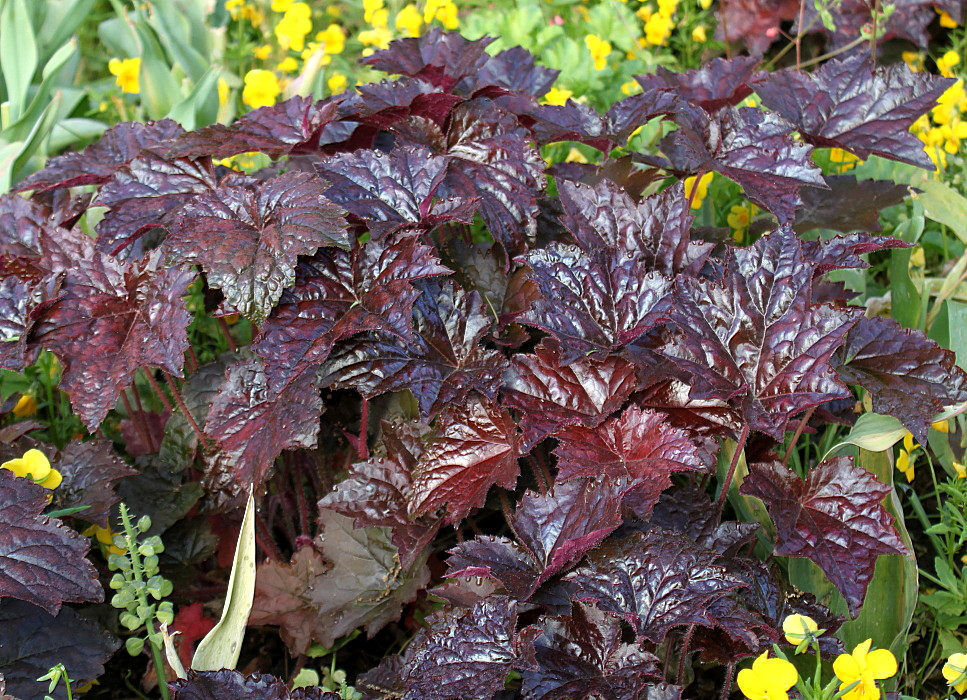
[167,97,340,159]
[94,153,217,258]
[660,226,861,439]
[254,232,449,393]
[119,409,167,457]
[164,171,349,323]
[659,106,825,222]
[801,229,912,274]
[650,483,758,556]
[0,599,118,700]
[410,396,520,523]
[115,457,202,536]
[349,78,464,129]
[15,119,184,193]
[29,251,193,429]
[465,46,559,97]
[357,656,407,700]
[159,357,230,472]
[798,0,943,53]
[520,602,661,700]
[0,268,39,372]
[49,439,135,528]
[795,176,912,235]
[715,0,799,55]
[501,341,637,449]
[836,315,967,443]
[0,469,102,615]
[741,458,908,616]
[0,193,96,277]
[565,529,741,642]
[317,146,479,236]
[401,596,526,700]
[635,57,760,111]
[634,377,743,437]
[754,54,953,169]
[203,355,323,495]
[445,536,537,599]
[554,406,712,517]
[362,29,495,92]
[170,670,338,700]
[320,279,508,420]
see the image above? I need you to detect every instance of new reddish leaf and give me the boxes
[740,458,908,616]
[362,29,495,92]
[164,171,349,323]
[565,529,741,642]
[0,470,102,615]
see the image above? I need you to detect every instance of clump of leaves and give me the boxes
[0,28,962,699]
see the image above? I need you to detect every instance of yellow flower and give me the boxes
[657,0,679,16]
[782,614,819,646]
[275,2,313,52]
[83,525,125,556]
[699,0,713,8]
[621,80,641,96]
[737,651,798,700]
[225,0,245,17]
[359,26,393,49]
[271,0,294,11]
[829,147,860,172]
[692,24,707,42]
[424,0,458,29]
[364,0,385,23]
[728,203,755,235]
[317,24,346,54]
[644,12,675,45]
[938,50,961,78]
[684,172,713,209]
[242,69,281,109]
[328,72,348,94]
[902,51,925,71]
[543,87,573,105]
[2,449,62,489]
[396,4,422,36]
[933,419,951,433]
[277,56,299,73]
[253,44,272,60]
[945,653,967,694]
[909,245,925,269]
[584,35,612,71]
[937,8,959,26]
[956,462,967,479]
[108,57,141,94]
[565,147,589,163]
[833,639,898,700]
[13,393,38,417]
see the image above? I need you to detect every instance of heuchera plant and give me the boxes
[0,28,963,699]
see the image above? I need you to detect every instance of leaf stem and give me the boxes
[217,317,238,352]
[255,509,283,561]
[797,35,867,69]
[716,423,750,510]
[677,624,696,685]
[121,390,155,455]
[143,369,211,451]
[783,406,816,468]
[358,396,370,460]
[720,661,736,700]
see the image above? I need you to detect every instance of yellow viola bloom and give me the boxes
[424,0,458,29]
[782,614,819,646]
[944,652,967,694]
[2,449,62,490]
[621,80,641,95]
[364,0,385,23]
[277,56,299,73]
[328,73,348,94]
[938,8,959,26]
[727,203,755,238]
[275,2,313,52]
[359,26,393,49]
[699,0,713,8]
[833,639,898,700]
[692,24,707,42]
[584,35,612,71]
[108,57,141,95]
[253,44,272,60]
[737,651,798,700]
[657,0,679,16]
[956,462,967,479]
[13,393,38,417]
[543,87,573,105]
[932,419,951,433]
[317,24,346,54]
[271,0,294,11]
[83,525,125,556]
[644,12,675,45]
[242,69,282,109]
[396,4,422,37]
[684,172,713,209]
[938,50,961,78]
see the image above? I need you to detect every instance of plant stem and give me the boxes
[527,455,549,496]
[783,406,816,468]
[795,0,806,68]
[677,624,696,685]
[716,424,750,511]
[798,35,867,69]
[143,369,211,451]
[217,317,238,352]
[121,391,154,454]
[358,396,369,460]
[255,510,284,561]
[162,370,211,450]
[720,662,735,700]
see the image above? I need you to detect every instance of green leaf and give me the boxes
[823,412,908,460]
[0,0,38,121]
[192,492,256,671]
[135,24,182,121]
[917,179,967,246]
[167,67,219,131]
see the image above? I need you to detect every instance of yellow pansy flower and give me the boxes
[277,56,299,73]
[275,2,313,52]
[242,69,281,109]
[728,203,756,239]
[829,147,860,171]
[364,0,385,23]
[833,639,898,700]
[644,12,674,45]
[543,87,573,105]
[328,73,348,94]
[13,393,38,417]
[938,50,961,78]
[737,651,798,700]
[621,80,641,95]
[938,8,959,26]
[956,462,967,479]
[584,35,611,71]
[684,172,713,209]
[897,432,918,482]
[83,525,125,556]
[359,26,393,49]
[109,57,141,94]
[271,0,294,11]
[2,449,62,490]
[424,0,458,29]
[253,44,272,60]
[657,0,679,16]
[317,24,346,54]
[782,614,819,646]
[699,0,713,8]
[944,652,967,694]
[692,24,707,42]
[396,4,422,36]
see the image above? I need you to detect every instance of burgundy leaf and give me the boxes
[400,596,526,700]
[798,0,940,51]
[410,396,520,523]
[649,483,759,556]
[203,355,323,494]
[466,46,559,97]
[520,602,661,700]
[349,78,464,129]
[167,96,340,159]
[715,0,799,55]
[740,458,908,616]
[317,146,479,236]
[659,105,825,222]
[501,341,638,449]
[50,439,135,528]
[0,193,96,276]
[94,153,217,257]
[254,232,449,393]
[14,119,183,193]
[800,229,912,274]
[754,54,954,169]
[634,377,743,437]
[0,600,118,700]
[565,529,741,642]
[0,470,102,615]
[119,410,167,457]
[319,421,441,568]
[362,29,495,91]
[30,251,193,429]
[159,357,230,472]
[554,406,712,517]
[0,270,39,372]
[794,176,912,236]
[445,535,538,599]
[836,315,967,443]
[660,226,861,439]
[320,279,508,420]
[634,57,759,111]
[170,670,338,700]
[164,171,349,323]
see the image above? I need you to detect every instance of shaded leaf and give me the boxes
[164,171,349,323]
[170,669,338,700]
[349,78,463,130]
[740,458,908,616]
[466,46,559,97]
[794,176,911,236]
[160,356,232,472]
[715,0,798,55]
[0,470,102,615]
[50,439,135,528]
[634,57,759,111]
[362,29,495,92]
